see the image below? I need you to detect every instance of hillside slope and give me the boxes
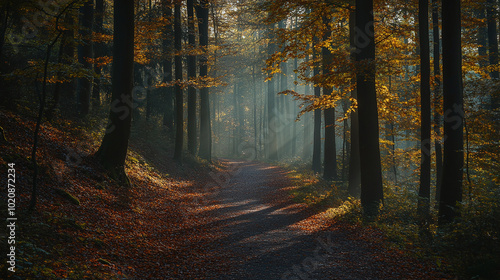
[0,110,227,279]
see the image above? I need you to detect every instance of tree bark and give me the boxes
[162,0,174,132]
[92,0,104,108]
[95,0,134,186]
[322,15,337,181]
[477,8,488,69]
[439,0,463,225]
[487,0,500,110]
[0,6,9,68]
[303,50,312,159]
[77,0,94,115]
[348,6,361,197]
[173,0,184,162]
[356,0,383,216]
[187,0,197,155]
[267,24,278,161]
[198,0,211,160]
[487,0,499,80]
[432,0,443,204]
[418,0,431,224]
[312,36,322,173]
[60,11,77,114]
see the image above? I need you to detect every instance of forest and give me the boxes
[0,0,499,279]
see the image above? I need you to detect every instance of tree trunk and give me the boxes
[145,1,154,121]
[267,24,278,161]
[432,0,443,204]
[253,66,258,159]
[238,82,244,152]
[95,0,134,186]
[173,1,184,162]
[348,6,361,197]
[60,11,77,114]
[418,0,432,224]
[356,0,383,216]
[77,0,94,116]
[0,6,9,68]
[292,55,298,157]
[0,6,8,107]
[281,60,290,158]
[322,15,337,181]
[303,51,312,159]
[162,0,174,132]
[477,8,488,69]
[342,98,350,183]
[439,0,463,225]
[47,31,68,120]
[487,0,500,110]
[487,0,499,80]
[92,0,105,108]
[232,83,238,155]
[198,0,211,160]
[312,37,322,173]
[187,0,197,155]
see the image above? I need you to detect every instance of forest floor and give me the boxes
[204,160,451,280]
[0,109,451,279]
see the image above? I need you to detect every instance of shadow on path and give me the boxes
[206,160,448,280]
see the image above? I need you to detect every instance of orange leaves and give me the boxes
[87,56,113,68]
[157,74,226,90]
[280,89,356,122]
[0,109,235,279]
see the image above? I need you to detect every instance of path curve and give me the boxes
[207,160,448,280]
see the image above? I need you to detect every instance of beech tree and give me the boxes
[162,0,175,131]
[432,0,443,204]
[92,0,105,108]
[439,0,463,224]
[173,0,184,162]
[95,0,135,185]
[267,23,278,161]
[198,0,211,160]
[348,4,360,197]
[355,0,384,216]
[418,0,431,222]
[322,13,337,181]
[187,0,197,155]
[77,0,94,115]
[311,35,321,173]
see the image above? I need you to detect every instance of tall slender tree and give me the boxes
[77,0,94,115]
[432,0,443,203]
[348,5,361,197]
[322,14,337,181]
[356,0,383,216]
[487,0,500,111]
[198,0,211,160]
[439,0,463,224]
[173,0,184,162]
[303,51,312,159]
[187,0,197,155]
[477,7,488,70]
[312,36,322,173]
[92,0,104,107]
[95,0,135,185]
[162,0,175,132]
[487,0,499,80]
[267,24,278,161]
[418,0,431,223]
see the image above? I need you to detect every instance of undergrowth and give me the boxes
[281,159,500,280]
